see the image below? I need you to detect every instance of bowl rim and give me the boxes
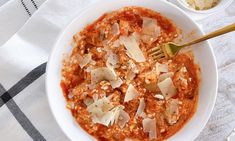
[46,0,218,140]
[176,0,233,14]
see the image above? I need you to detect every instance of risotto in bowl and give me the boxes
[46,0,218,141]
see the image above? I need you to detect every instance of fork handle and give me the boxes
[181,23,235,47]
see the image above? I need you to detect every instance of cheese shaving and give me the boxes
[87,96,114,126]
[158,72,174,82]
[157,78,177,100]
[119,34,145,62]
[124,84,139,102]
[143,118,157,139]
[127,60,139,73]
[99,111,116,126]
[141,17,161,44]
[107,52,119,67]
[77,53,92,68]
[156,62,168,75]
[126,60,138,82]
[105,60,123,88]
[87,95,130,127]
[91,67,117,84]
[87,96,113,113]
[117,109,130,128]
[110,77,123,88]
[132,32,140,42]
[165,98,180,125]
[154,94,164,100]
[142,17,161,36]
[111,23,120,35]
[136,98,146,118]
[126,70,136,82]
[84,97,94,106]
[112,39,120,48]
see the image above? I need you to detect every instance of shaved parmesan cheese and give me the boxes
[78,53,92,68]
[91,67,117,84]
[157,78,176,100]
[107,52,119,67]
[113,106,124,124]
[165,99,180,125]
[104,60,123,88]
[142,17,161,36]
[84,66,94,72]
[136,98,146,118]
[156,62,168,75]
[132,32,140,42]
[127,60,139,73]
[89,107,104,123]
[126,70,136,82]
[141,34,154,44]
[100,111,116,126]
[154,94,164,100]
[102,105,128,128]
[87,96,116,126]
[93,94,99,102]
[110,77,123,88]
[112,39,120,48]
[117,109,130,128]
[111,23,120,35]
[126,52,132,59]
[87,96,113,113]
[119,34,145,62]
[124,84,139,102]
[126,60,138,83]
[141,17,161,44]
[109,106,121,125]
[143,118,157,139]
[87,95,129,127]
[158,72,174,82]
[84,97,94,106]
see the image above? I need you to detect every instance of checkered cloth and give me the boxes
[0,0,95,140]
[0,0,235,140]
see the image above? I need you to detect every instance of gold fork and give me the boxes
[149,23,235,61]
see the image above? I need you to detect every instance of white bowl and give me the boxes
[176,0,233,14]
[46,0,218,140]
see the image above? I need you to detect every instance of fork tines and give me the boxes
[148,46,165,61]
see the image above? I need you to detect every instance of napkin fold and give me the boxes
[0,0,46,46]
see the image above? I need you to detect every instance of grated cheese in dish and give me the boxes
[185,0,220,10]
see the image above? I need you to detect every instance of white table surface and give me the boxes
[193,1,235,140]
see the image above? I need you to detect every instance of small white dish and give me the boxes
[171,0,233,21]
[46,0,218,140]
[176,0,233,14]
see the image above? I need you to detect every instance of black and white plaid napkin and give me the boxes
[0,0,46,46]
[0,0,96,140]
